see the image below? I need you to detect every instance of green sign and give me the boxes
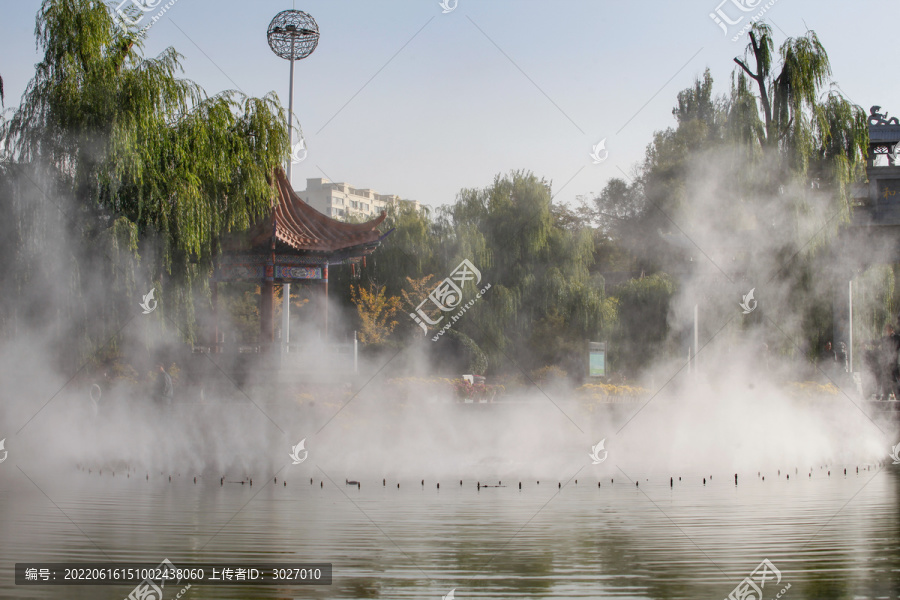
[589,342,606,377]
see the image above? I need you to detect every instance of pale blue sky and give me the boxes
[2,0,897,208]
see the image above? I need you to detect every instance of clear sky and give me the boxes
[2,0,897,209]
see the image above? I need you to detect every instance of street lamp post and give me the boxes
[267,10,319,352]
[266,9,319,184]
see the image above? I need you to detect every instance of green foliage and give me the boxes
[373,202,439,296]
[218,283,261,344]
[584,23,871,369]
[854,266,896,346]
[1,7,879,384]
[0,0,288,361]
[448,330,488,376]
[609,274,676,375]
[733,23,867,188]
[340,170,617,376]
[441,171,616,373]
[530,365,567,383]
[8,0,289,264]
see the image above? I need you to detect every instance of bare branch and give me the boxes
[733,58,758,81]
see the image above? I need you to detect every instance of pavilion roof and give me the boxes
[222,168,386,255]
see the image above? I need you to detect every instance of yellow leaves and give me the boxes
[785,381,840,397]
[530,365,567,382]
[576,382,646,402]
[350,283,402,345]
[400,274,440,336]
[401,274,435,309]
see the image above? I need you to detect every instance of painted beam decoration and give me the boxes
[215,254,266,281]
[274,266,322,280]
[215,253,325,282]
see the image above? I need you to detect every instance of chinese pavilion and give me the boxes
[210,168,387,351]
[832,105,900,362]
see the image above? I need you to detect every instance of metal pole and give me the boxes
[286,30,296,184]
[354,330,358,375]
[849,279,853,373]
[693,304,699,376]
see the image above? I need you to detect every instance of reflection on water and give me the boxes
[0,466,898,599]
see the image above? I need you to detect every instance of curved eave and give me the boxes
[272,168,385,252]
[220,168,386,253]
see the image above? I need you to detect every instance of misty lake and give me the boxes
[2,461,899,599]
[5,2,900,600]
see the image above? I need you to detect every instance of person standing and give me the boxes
[819,341,836,379]
[890,326,900,400]
[835,342,848,374]
[863,337,883,399]
[155,362,174,406]
[879,325,900,400]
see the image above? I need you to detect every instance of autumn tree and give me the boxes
[350,283,402,345]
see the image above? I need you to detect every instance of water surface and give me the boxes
[1,464,898,599]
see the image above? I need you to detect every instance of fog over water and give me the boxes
[4,334,892,485]
[3,147,896,489]
[4,5,900,599]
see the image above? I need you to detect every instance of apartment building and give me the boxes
[298,178,422,220]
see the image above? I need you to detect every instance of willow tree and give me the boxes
[363,201,438,299]
[2,0,289,363]
[732,23,867,206]
[578,25,869,372]
[439,171,616,375]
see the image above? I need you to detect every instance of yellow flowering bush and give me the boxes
[784,381,841,398]
[576,382,647,403]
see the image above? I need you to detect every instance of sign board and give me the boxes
[589,342,606,378]
[872,179,900,224]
